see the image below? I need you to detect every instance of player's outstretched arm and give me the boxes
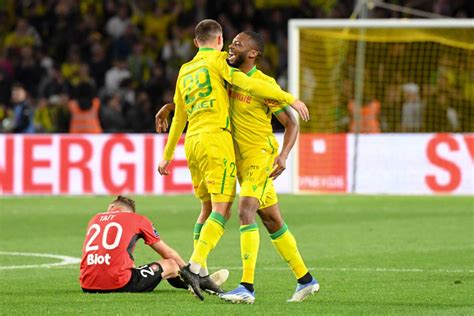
[290,99,310,122]
[270,107,298,179]
[221,63,310,121]
[150,240,186,268]
[155,103,176,133]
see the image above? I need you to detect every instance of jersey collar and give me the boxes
[246,66,257,77]
[198,47,215,52]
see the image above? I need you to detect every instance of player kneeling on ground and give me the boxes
[79,195,224,294]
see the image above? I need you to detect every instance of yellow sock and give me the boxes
[193,223,207,270]
[190,212,225,265]
[240,223,260,284]
[271,223,308,279]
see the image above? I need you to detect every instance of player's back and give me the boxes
[176,48,231,136]
[229,68,286,158]
[79,211,160,290]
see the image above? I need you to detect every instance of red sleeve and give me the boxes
[140,216,161,245]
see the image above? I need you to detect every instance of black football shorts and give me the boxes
[82,262,163,293]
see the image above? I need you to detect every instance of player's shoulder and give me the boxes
[209,51,228,67]
[219,51,229,59]
[254,69,278,86]
[177,61,192,76]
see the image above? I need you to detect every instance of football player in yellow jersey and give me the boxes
[157,19,309,301]
[156,30,318,304]
[220,31,319,304]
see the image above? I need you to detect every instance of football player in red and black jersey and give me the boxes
[80,195,190,293]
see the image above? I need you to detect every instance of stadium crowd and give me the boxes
[0,0,472,133]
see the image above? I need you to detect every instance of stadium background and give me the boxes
[1,0,473,195]
[0,1,473,314]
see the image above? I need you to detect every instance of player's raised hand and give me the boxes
[290,99,310,122]
[158,159,171,176]
[155,103,174,133]
[270,153,288,179]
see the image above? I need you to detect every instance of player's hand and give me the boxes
[270,153,288,180]
[158,160,171,176]
[155,104,172,133]
[290,99,310,122]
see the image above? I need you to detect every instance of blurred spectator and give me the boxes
[0,104,12,132]
[111,23,137,59]
[0,69,12,106]
[106,3,131,39]
[4,18,42,51]
[143,3,181,50]
[118,78,136,109]
[145,63,168,104]
[401,83,423,132]
[71,63,96,99]
[88,43,109,89]
[68,84,102,133]
[348,99,381,133]
[100,93,127,132]
[55,93,72,133]
[39,66,70,98]
[10,83,35,133]
[126,91,155,132]
[15,46,44,97]
[34,97,57,133]
[105,59,131,94]
[128,42,153,87]
[161,25,192,77]
[61,50,82,84]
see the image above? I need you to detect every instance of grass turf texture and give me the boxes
[0,195,473,315]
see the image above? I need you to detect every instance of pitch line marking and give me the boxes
[0,251,81,270]
[208,267,474,273]
[1,252,471,274]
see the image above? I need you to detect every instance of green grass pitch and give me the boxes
[0,195,473,315]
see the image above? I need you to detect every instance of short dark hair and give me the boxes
[195,19,222,44]
[111,195,136,212]
[241,31,264,56]
[12,82,25,90]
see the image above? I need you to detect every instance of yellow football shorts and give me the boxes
[236,148,278,209]
[184,130,236,203]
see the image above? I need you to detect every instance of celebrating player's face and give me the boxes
[228,33,252,68]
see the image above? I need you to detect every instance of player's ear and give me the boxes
[193,38,199,48]
[248,49,258,59]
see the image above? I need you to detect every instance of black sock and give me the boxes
[240,282,254,292]
[297,272,313,285]
[167,276,189,289]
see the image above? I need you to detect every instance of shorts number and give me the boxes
[230,162,236,178]
[85,222,123,251]
[140,266,155,278]
[183,67,213,104]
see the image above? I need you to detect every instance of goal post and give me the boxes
[288,19,474,194]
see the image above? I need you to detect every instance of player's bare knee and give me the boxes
[238,198,259,225]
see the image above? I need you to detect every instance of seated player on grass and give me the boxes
[79,195,227,294]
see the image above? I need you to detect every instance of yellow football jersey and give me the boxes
[230,66,288,158]
[163,48,295,160]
